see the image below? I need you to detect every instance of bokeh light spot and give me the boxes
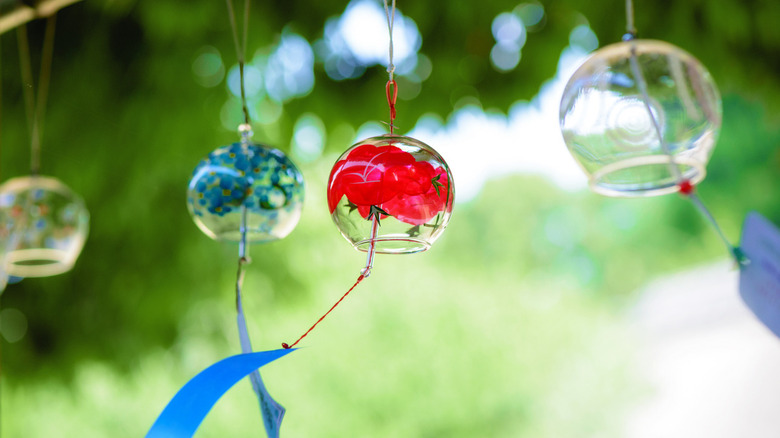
[515,3,545,28]
[0,308,28,343]
[192,46,225,88]
[292,113,326,163]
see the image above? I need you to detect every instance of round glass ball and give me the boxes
[0,176,90,277]
[187,141,304,242]
[560,39,722,197]
[327,135,454,254]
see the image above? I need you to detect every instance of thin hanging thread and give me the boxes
[281,274,365,349]
[16,15,56,176]
[235,207,259,374]
[624,0,636,39]
[17,26,35,147]
[281,188,381,349]
[383,0,397,134]
[226,0,251,125]
[624,0,745,265]
[236,206,251,338]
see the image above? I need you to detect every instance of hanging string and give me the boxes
[281,203,381,349]
[281,275,365,349]
[225,0,251,125]
[624,0,636,40]
[17,25,35,155]
[16,15,57,176]
[623,1,746,265]
[235,205,285,436]
[17,26,34,145]
[383,0,397,134]
[383,0,396,80]
[236,206,253,356]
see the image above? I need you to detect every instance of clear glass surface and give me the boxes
[0,176,90,277]
[327,135,454,254]
[560,39,722,197]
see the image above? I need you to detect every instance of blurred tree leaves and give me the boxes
[0,0,777,381]
[0,0,777,435]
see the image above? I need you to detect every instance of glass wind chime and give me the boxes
[280,0,455,350]
[558,0,745,265]
[0,15,89,290]
[560,0,780,340]
[183,0,302,436]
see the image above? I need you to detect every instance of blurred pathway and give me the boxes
[625,261,780,438]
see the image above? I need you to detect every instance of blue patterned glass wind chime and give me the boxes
[182,0,304,436]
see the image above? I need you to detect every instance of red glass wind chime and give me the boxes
[281,0,455,349]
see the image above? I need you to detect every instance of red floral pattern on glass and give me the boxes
[328,144,450,225]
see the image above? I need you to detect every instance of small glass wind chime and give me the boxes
[279,0,455,350]
[0,14,89,290]
[558,0,746,265]
[184,1,304,436]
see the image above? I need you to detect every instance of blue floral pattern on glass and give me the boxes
[186,142,304,242]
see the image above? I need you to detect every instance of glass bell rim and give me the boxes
[593,38,692,57]
[0,174,77,195]
[589,155,706,198]
[352,236,431,255]
[191,222,286,244]
[4,248,77,277]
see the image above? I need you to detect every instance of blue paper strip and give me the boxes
[739,212,780,338]
[146,349,295,438]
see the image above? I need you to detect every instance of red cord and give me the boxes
[386,79,397,133]
[282,274,366,349]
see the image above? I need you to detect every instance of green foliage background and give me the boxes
[0,0,778,436]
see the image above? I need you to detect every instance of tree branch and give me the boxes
[0,0,81,35]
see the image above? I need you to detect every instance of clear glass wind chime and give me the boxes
[185,1,304,436]
[559,0,746,264]
[279,0,455,350]
[0,15,89,287]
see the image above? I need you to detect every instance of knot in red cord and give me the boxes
[678,179,695,195]
[386,79,398,126]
